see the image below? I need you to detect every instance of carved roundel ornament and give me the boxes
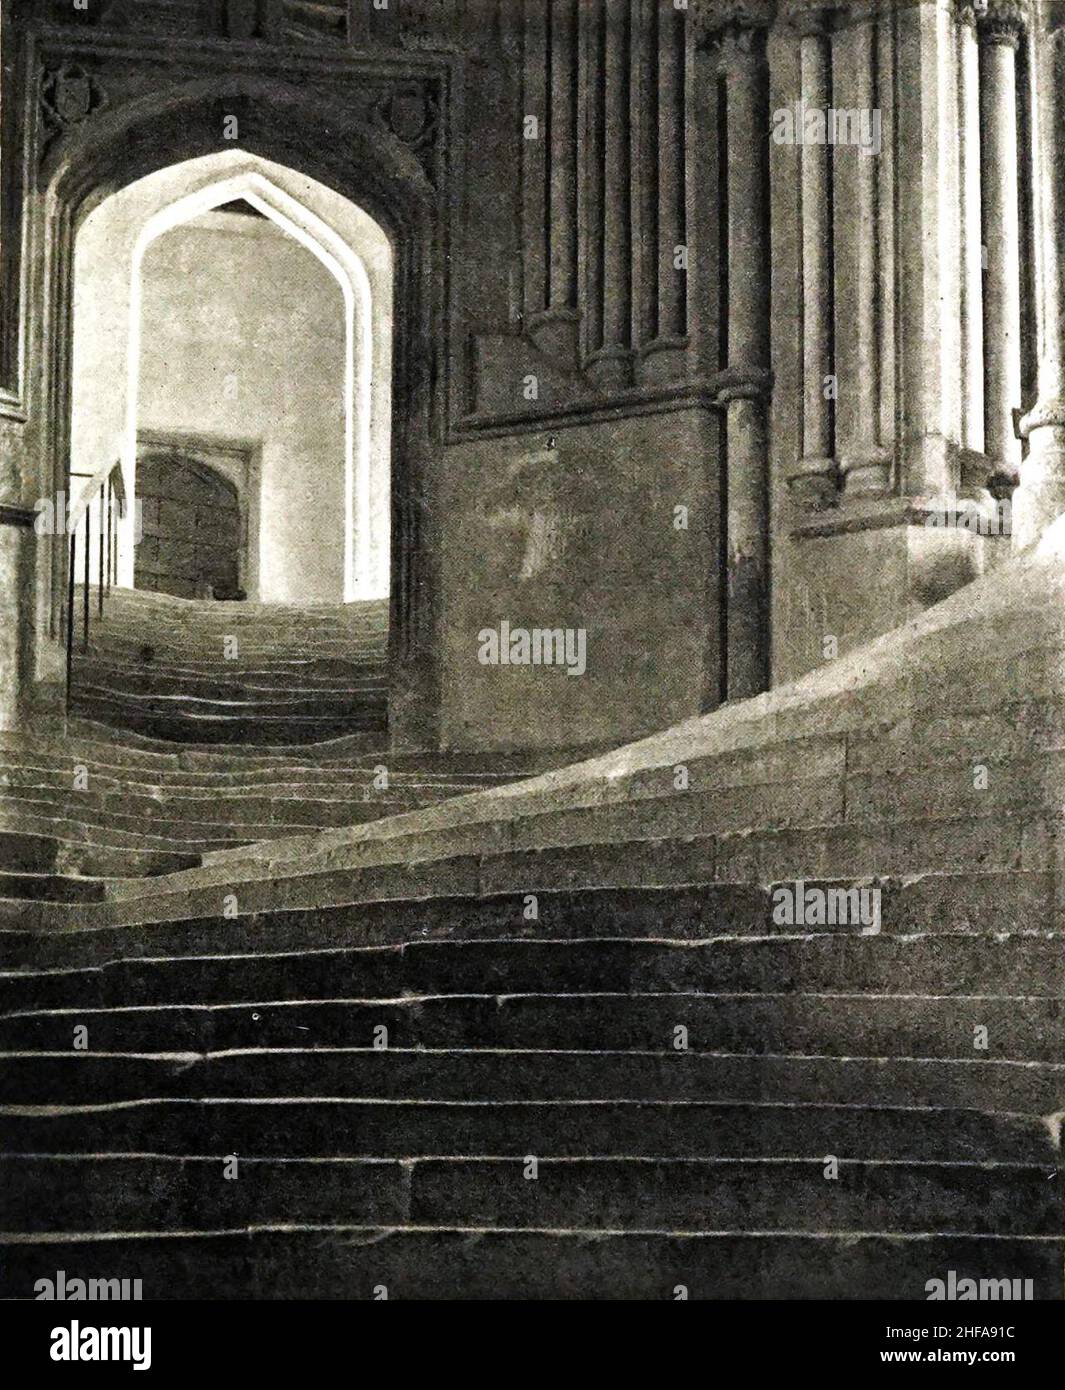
[39,62,107,144]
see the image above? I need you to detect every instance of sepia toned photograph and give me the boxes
[0,0,1062,1352]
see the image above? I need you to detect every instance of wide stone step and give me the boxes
[0,793,327,842]
[69,703,388,745]
[0,783,445,829]
[75,684,385,717]
[0,732,181,773]
[87,609,385,628]
[194,781,1039,886]
[4,1049,1063,1113]
[1,1152,1057,1236]
[74,670,386,701]
[75,666,386,695]
[0,878,1046,970]
[18,730,394,772]
[1,1228,1057,1300]
[3,935,1064,1014]
[92,827,1053,934]
[74,660,385,685]
[0,759,501,799]
[75,658,388,683]
[0,1096,1052,1163]
[63,717,390,760]
[0,806,230,858]
[1,993,1060,1057]
[79,639,386,663]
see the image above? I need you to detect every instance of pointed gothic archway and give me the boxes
[33,75,445,748]
[70,153,392,605]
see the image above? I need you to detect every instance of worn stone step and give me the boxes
[76,679,386,708]
[0,760,503,802]
[0,783,440,829]
[1,1153,1057,1238]
[94,829,1053,936]
[77,659,385,689]
[75,647,387,672]
[86,615,385,634]
[63,717,388,761]
[0,832,62,874]
[0,884,772,969]
[407,1157,1061,1235]
[68,704,388,746]
[196,784,1040,888]
[56,844,202,879]
[0,731,180,773]
[1,993,1060,1058]
[75,684,385,718]
[1,791,328,839]
[1,1227,1058,1300]
[0,873,107,904]
[0,878,1045,972]
[0,1097,1052,1164]
[0,806,232,858]
[4,1049,1063,1114]
[3,935,1064,1015]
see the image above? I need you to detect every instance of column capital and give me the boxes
[713,366,774,403]
[974,1,1030,47]
[1021,397,1065,434]
[694,0,777,44]
[781,1,839,37]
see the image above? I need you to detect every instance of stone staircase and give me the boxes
[3,528,1065,1299]
[68,586,390,743]
[0,720,524,908]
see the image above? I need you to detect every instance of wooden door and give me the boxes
[134,450,243,599]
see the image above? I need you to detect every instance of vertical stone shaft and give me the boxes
[579,0,606,357]
[521,0,549,325]
[717,16,773,700]
[839,6,891,497]
[657,2,687,342]
[549,1,578,310]
[1017,6,1065,545]
[853,19,879,449]
[531,0,580,362]
[800,20,834,466]
[1033,30,1065,403]
[724,37,770,373]
[980,14,1024,474]
[958,7,986,453]
[638,0,689,383]
[588,0,634,387]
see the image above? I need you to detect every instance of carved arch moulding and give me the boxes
[0,21,458,429]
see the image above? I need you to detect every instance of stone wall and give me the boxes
[438,405,720,751]
[136,214,347,604]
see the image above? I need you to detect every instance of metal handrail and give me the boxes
[62,460,127,704]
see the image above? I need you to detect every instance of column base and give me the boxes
[786,458,839,511]
[839,446,893,499]
[586,347,634,391]
[1015,398,1065,549]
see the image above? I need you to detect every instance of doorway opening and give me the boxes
[133,442,249,601]
[68,152,394,607]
